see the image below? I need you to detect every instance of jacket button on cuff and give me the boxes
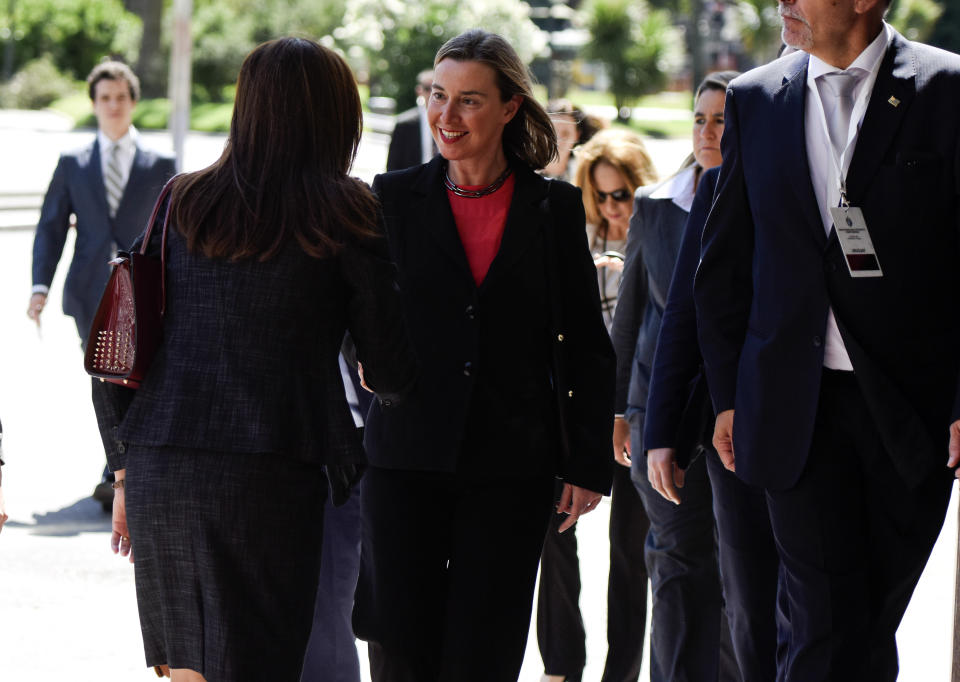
[813,336,823,347]
[463,361,472,376]
[465,305,475,319]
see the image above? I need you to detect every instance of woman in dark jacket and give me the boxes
[353,29,615,682]
[92,38,414,682]
[610,71,742,681]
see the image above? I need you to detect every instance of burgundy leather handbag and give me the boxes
[84,177,176,388]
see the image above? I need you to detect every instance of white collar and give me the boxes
[648,164,697,212]
[98,125,138,154]
[807,22,891,82]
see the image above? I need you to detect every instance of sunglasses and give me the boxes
[596,188,632,204]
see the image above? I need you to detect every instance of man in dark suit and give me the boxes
[28,61,176,507]
[385,69,436,171]
[694,0,960,679]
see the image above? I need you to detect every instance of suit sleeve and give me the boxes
[340,178,417,403]
[610,193,649,415]
[644,167,718,450]
[694,89,755,414]
[32,155,74,288]
[554,183,616,495]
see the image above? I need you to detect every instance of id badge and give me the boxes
[830,205,883,278]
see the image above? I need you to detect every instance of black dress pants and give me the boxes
[536,464,650,682]
[354,466,555,682]
[765,369,953,682]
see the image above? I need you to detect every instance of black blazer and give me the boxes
[364,157,615,494]
[695,32,960,490]
[32,138,176,328]
[93,195,415,472]
[386,108,430,172]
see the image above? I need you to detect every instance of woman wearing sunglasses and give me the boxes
[537,128,657,682]
[610,71,742,681]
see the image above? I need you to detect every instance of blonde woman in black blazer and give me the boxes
[352,30,614,682]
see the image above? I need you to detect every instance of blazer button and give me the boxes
[463,361,472,376]
[382,399,393,407]
[825,261,838,273]
[465,304,476,320]
[813,336,823,347]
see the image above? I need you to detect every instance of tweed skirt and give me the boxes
[125,444,328,681]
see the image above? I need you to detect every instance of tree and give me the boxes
[337,0,547,112]
[123,0,165,97]
[583,0,680,120]
[889,0,944,43]
[929,0,960,54]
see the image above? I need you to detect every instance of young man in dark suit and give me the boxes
[694,0,960,678]
[28,61,176,508]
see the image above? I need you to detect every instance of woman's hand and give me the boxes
[0,486,8,534]
[594,254,624,273]
[110,471,133,562]
[647,447,684,505]
[556,483,602,533]
[357,362,373,393]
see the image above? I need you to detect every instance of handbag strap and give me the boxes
[138,175,178,315]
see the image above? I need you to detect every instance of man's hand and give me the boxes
[714,409,735,472]
[648,447,684,504]
[948,420,960,479]
[27,292,46,327]
[556,483,602,533]
[613,416,631,467]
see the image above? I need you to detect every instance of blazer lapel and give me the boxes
[776,54,828,248]
[845,31,915,205]
[479,165,549,292]
[84,138,112,221]
[409,156,474,281]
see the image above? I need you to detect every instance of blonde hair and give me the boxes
[575,128,658,231]
[435,30,557,170]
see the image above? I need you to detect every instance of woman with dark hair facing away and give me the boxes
[537,128,657,682]
[92,38,414,682]
[610,71,744,681]
[352,29,615,682]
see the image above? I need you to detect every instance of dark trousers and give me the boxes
[536,465,650,681]
[705,450,781,682]
[354,466,555,682]
[764,369,952,682]
[301,485,362,682]
[631,447,740,682]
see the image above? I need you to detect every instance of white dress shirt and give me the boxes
[804,23,892,370]
[98,125,139,191]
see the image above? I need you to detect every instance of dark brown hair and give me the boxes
[170,37,378,261]
[435,30,557,170]
[87,60,140,101]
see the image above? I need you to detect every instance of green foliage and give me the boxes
[186,0,349,103]
[2,0,141,81]
[0,56,80,108]
[337,0,548,112]
[583,0,679,118]
[52,94,233,133]
[890,0,944,42]
[928,0,960,54]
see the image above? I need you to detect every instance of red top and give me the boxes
[447,173,516,285]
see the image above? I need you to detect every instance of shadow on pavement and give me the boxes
[5,497,111,536]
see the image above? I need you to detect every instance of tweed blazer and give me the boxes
[93,194,415,472]
[363,157,615,494]
[32,137,176,327]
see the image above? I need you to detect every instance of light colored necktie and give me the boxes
[104,143,125,218]
[821,71,858,157]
